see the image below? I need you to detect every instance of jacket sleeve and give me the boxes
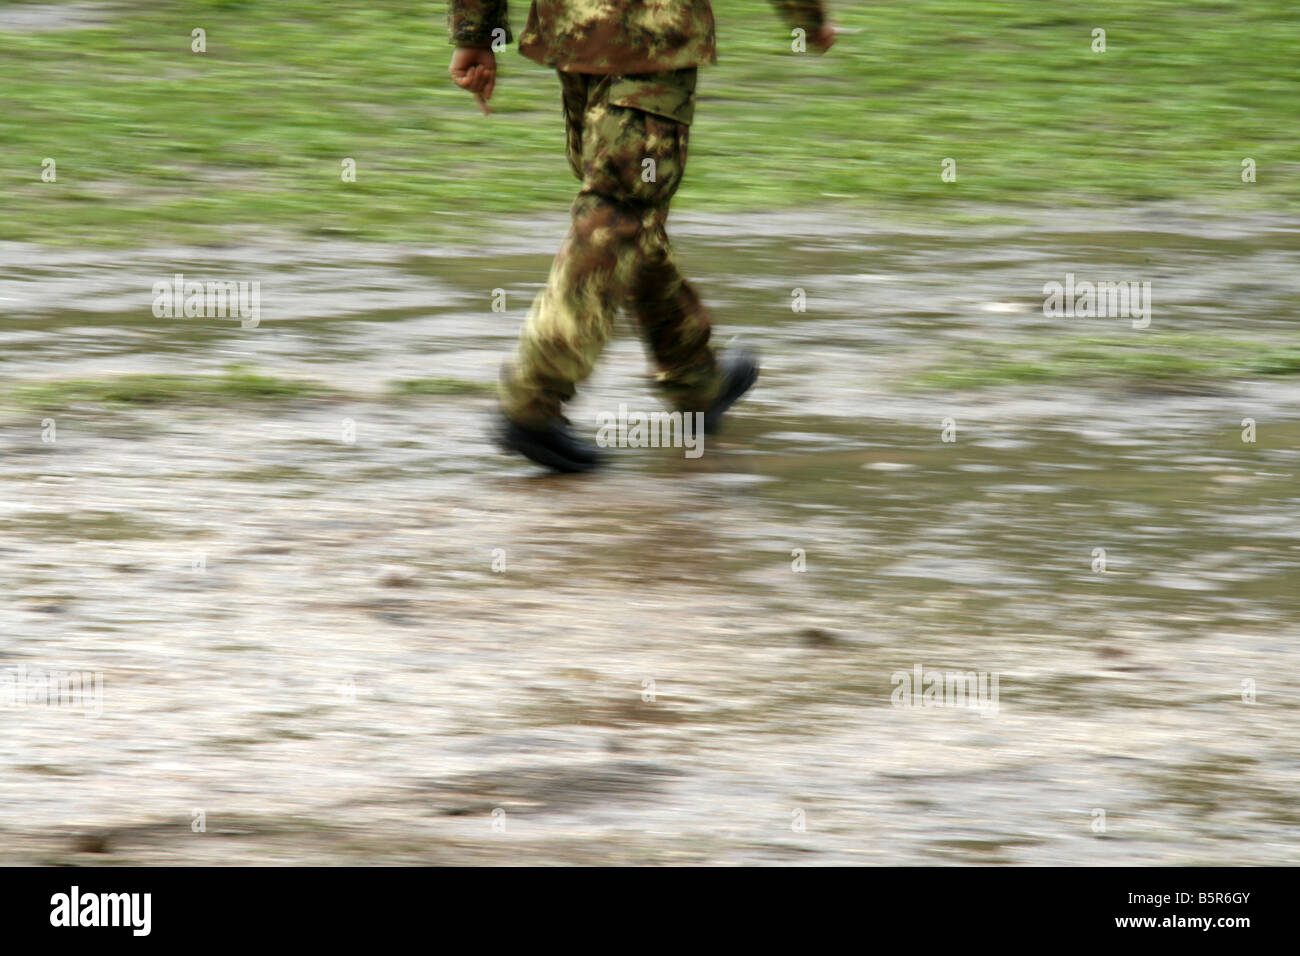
[448,0,513,48]
[769,0,827,36]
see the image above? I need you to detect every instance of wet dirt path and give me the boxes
[2,208,1298,864]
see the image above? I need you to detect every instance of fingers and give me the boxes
[452,64,477,91]
[450,62,495,93]
[455,64,495,96]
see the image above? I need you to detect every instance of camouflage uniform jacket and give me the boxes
[448,1,827,74]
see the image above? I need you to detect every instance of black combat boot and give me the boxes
[702,350,760,434]
[497,415,603,473]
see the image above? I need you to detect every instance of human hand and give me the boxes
[450,46,496,114]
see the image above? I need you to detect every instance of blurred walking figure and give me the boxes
[449,1,834,472]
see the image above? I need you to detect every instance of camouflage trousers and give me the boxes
[499,67,721,426]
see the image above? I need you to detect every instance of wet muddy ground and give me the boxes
[2,208,1299,864]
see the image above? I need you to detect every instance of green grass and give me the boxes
[10,366,328,408]
[917,335,1300,389]
[387,377,495,397]
[6,367,499,408]
[1,0,1297,245]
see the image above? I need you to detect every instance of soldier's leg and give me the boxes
[628,204,721,411]
[611,68,720,411]
[499,72,634,426]
[500,74,700,426]
[498,194,642,426]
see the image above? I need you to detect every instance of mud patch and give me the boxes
[0,2,117,34]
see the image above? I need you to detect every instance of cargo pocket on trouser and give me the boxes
[582,72,695,207]
[579,108,687,207]
[606,68,698,126]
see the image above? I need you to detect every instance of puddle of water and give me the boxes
[2,208,1299,864]
[0,2,115,34]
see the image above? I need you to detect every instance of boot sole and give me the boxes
[498,423,602,474]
